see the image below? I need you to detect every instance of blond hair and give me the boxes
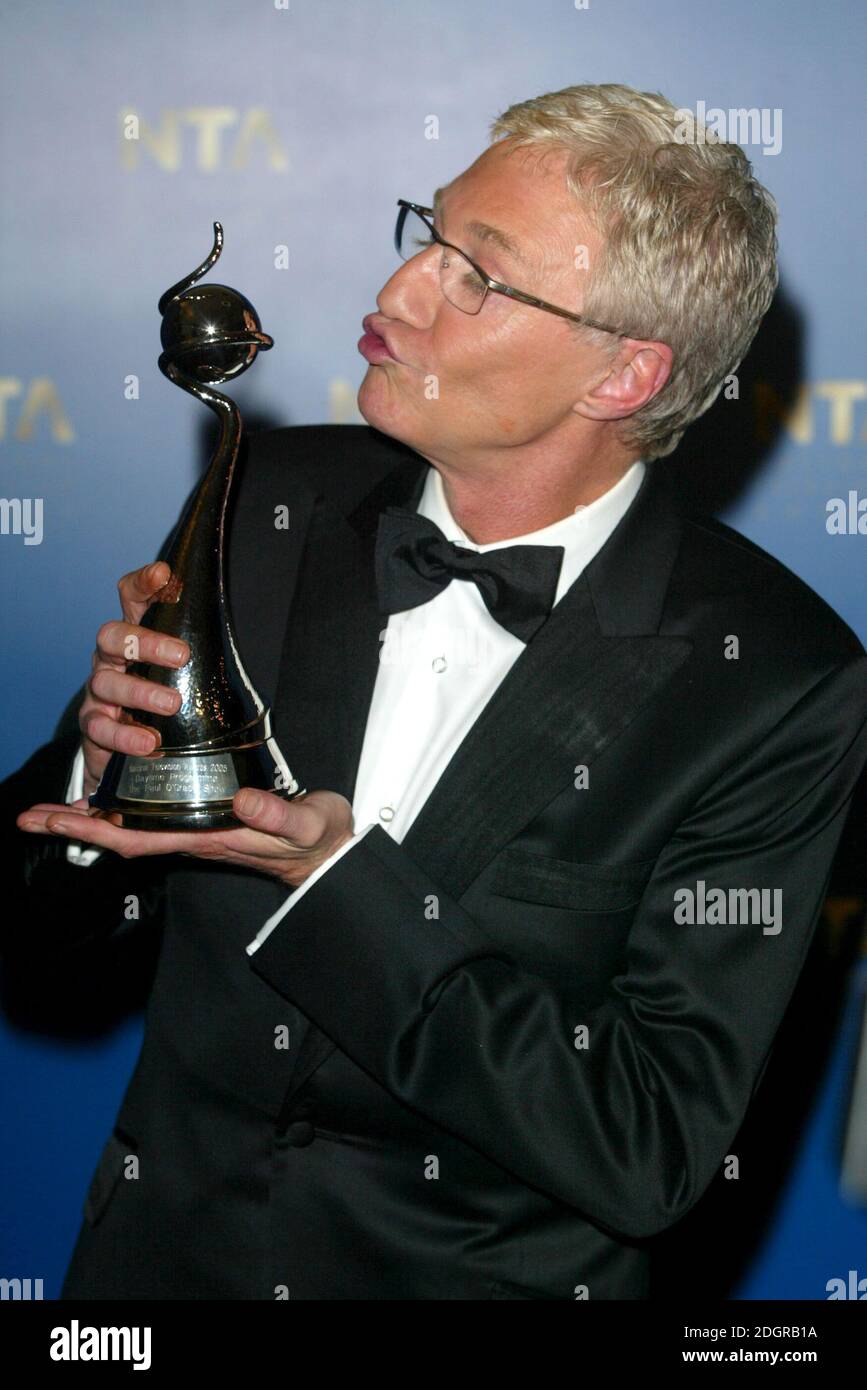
[490,83,779,460]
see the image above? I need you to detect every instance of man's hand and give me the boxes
[19,552,355,888]
[19,547,358,884]
[16,788,355,890]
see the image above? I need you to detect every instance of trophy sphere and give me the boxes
[160,282,268,385]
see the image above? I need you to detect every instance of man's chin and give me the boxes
[357,374,409,441]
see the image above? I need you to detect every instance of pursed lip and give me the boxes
[361,313,405,364]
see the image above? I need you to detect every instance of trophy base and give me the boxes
[88,733,302,831]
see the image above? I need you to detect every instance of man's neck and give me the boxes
[416,437,640,544]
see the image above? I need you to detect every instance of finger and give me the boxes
[16,801,245,857]
[233,788,328,848]
[94,619,189,672]
[17,806,116,834]
[89,666,182,717]
[28,808,206,858]
[17,803,96,833]
[80,708,161,757]
[117,561,172,624]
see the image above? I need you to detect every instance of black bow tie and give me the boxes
[374,507,564,643]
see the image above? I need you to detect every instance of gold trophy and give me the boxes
[89,222,299,829]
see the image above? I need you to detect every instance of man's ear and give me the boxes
[573,339,673,422]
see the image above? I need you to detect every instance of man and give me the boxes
[6,83,867,1300]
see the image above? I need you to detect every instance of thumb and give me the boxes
[233,788,326,847]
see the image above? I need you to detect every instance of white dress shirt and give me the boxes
[63,460,646,952]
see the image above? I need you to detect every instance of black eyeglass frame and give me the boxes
[395,199,628,338]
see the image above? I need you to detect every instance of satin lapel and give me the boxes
[270,453,429,800]
[271,453,428,1099]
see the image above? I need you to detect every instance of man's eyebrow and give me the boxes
[432,187,527,268]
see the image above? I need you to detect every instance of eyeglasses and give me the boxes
[394,199,627,336]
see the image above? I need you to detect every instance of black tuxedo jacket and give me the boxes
[4,424,867,1301]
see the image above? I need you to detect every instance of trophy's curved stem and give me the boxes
[158,358,240,564]
[157,355,241,596]
[158,221,223,315]
[125,352,263,751]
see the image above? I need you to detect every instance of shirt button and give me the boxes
[431,655,447,673]
[379,806,395,822]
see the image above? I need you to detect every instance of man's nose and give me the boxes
[377,247,440,327]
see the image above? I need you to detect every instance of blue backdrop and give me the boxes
[1,0,865,1299]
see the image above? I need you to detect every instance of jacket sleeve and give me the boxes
[0,483,197,961]
[0,713,167,969]
[248,656,867,1240]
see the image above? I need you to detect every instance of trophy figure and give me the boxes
[89,221,299,830]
